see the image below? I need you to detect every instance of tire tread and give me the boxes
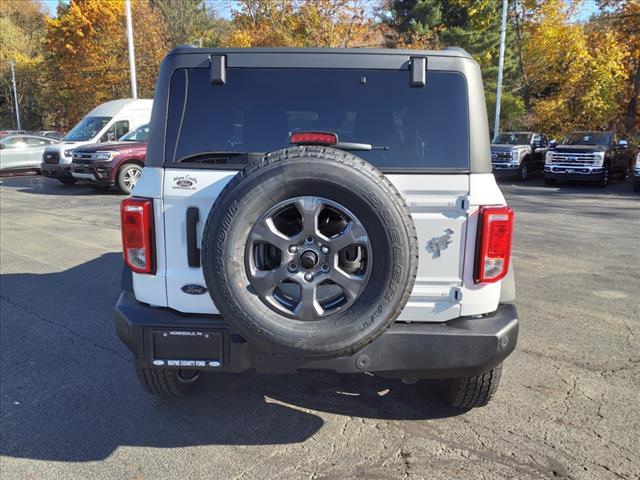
[135,364,196,397]
[439,364,502,409]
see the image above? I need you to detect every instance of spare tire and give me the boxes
[202,146,418,359]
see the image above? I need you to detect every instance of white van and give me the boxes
[41,98,152,184]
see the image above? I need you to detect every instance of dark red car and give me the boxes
[70,124,149,194]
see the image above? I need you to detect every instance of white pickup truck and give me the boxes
[115,47,518,409]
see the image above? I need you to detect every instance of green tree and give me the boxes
[384,0,524,131]
[151,0,210,46]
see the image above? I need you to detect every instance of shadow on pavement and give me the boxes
[497,177,638,198]
[0,175,121,196]
[1,253,460,463]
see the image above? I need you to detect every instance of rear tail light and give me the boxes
[121,197,155,274]
[290,132,338,146]
[474,206,514,283]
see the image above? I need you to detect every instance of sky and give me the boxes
[41,0,601,22]
[41,0,239,19]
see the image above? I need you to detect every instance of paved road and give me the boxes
[1,175,638,480]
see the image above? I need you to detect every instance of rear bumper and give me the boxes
[114,292,519,379]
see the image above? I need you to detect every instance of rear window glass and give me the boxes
[165,68,469,171]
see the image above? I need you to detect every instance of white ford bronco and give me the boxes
[115,47,518,409]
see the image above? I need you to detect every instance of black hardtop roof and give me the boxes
[167,45,472,59]
[146,44,493,173]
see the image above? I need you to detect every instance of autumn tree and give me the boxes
[523,0,628,137]
[225,0,381,48]
[0,1,48,129]
[596,0,640,137]
[44,0,168,130]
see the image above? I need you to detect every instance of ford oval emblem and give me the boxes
[181,284,208,295]
[176,179,194,188]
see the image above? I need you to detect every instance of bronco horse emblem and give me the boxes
[426,229,454,258]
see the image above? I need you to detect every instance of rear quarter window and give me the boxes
[165,68,470,171]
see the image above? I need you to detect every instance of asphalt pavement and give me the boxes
[1,175,638,479]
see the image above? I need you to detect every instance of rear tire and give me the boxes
[135,364,201,397]
[58,178,77,185]
[436,364,502,409]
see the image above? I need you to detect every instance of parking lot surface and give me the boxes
[1,175,638,480]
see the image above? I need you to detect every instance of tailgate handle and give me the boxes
[186,207,200,268]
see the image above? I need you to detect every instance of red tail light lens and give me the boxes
[121,197,155,274]
[290,132,338,145]
[474,206,514,283]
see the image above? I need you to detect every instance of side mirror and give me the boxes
[619,139,628,149]
[549,140,557,149]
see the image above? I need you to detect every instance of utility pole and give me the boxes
[10,61,21,130]
[494,0,508,138]
[125,0,138,99]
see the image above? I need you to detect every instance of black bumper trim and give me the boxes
[114,292,518,378]
[40,163,73,179]
[544,171,602,181]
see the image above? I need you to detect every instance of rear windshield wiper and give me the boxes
[334,142,389,151]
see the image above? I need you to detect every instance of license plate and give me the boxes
[152,329,223,368]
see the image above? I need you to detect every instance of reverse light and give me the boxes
[474,206,514,283]
[290,132,338,146]
[121,197,155,274]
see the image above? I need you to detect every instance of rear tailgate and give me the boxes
[161,169,469,323]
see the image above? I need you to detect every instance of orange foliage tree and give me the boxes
[44,0,168,129]
[225,0,381,48]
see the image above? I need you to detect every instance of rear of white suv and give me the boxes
[114,47,518,408]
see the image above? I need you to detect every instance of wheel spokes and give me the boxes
[249,264,289,297]
[294,197,322,237]
[294,283,323,319]
[328,220,368,251]
[246,196,371,320]
[329,267,366,300]
[250,218,292,252]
